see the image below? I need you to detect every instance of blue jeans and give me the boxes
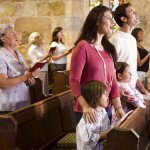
[106,107,112,122]
[75,112,83,124]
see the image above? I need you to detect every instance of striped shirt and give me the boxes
[76,107,110,150]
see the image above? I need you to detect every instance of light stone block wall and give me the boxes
[1,0,150,82]
[0,0,89,67]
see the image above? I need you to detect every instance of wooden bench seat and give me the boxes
[57,133,76,149]
[0,90,76,150]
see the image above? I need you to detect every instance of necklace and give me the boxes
[11,50,23,65]
[95,48,107,83]
[93,44,114,90]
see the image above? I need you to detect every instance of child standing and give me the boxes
[76,81,110,150]
[116,62,145,113]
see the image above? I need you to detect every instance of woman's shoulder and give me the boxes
[76,40,92,50]
[28,44,37,51]
[50,41,58,47]
[77,40,89,46]
[0,47,10,58]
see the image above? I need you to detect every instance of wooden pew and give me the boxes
[29,78,47,104]
[52,70,70,95]
[105,101,150,150]
[0,90,76,150]
[56,101,150,150]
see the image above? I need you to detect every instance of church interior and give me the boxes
[0,0,150,149]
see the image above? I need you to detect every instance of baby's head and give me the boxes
[81,80,108,109]
[116,62,132,83]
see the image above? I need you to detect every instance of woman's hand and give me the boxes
[27,77,35,86]
[112,97,125,119]
[25,68,41,79]
[140,88,149,94]
[115,107,125,118]
[82,105,97,124]
[24,68,41,85]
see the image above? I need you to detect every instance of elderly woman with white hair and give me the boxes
[0,24,40,114]
[28,32,50,96]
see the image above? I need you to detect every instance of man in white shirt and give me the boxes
[109,3,149,102]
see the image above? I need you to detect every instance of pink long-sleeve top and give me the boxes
[69,40,119,112]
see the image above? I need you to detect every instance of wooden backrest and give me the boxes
[57,91,76,132]
[106,105,150,150]
[52,70,70,95]
[29,78,47,104]
[0,90,75,150]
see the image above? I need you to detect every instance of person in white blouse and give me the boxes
[28,32,50,96]
[76,81,111,150]
[50,27,72,71]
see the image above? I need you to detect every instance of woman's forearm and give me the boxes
[137,51,150,67]
[112,97,122,109]
[0,73,31,89]
[52,51,69,61]
[112,97,125,118]
[77,95,90,109]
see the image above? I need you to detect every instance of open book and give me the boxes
[29,61,47,72]
[114,110,133,127]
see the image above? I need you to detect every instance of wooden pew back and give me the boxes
[52,70,70,95]
[106,103,150,150]
[0,90,76,150]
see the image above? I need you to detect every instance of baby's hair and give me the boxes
[115,62,129,79]
[81,80,107,108]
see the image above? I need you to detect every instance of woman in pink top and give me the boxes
[69,5,125,123]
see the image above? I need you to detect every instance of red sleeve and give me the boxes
[69,41,86,98]
[109,69,120,99]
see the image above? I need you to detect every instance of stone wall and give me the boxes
[0,0,89,66]
[1,0,150,69]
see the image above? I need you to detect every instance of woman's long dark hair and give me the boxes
[75,5,117,62]
[51,27,64,44]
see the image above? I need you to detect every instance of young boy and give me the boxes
[76,80,110,150]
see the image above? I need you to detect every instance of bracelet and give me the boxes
[115,106,122,111]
